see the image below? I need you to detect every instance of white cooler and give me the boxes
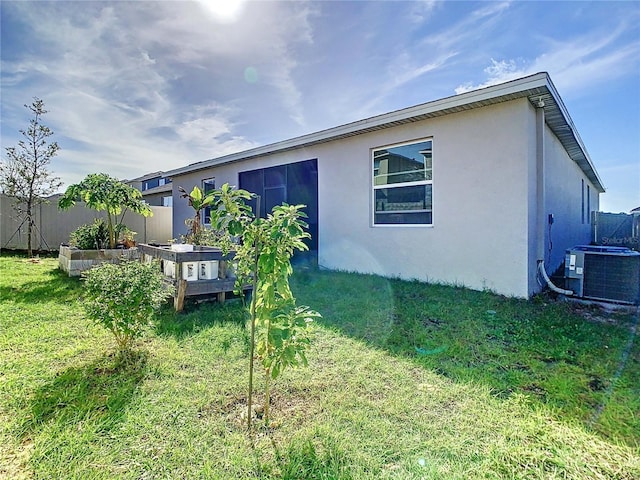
[182,262,199,281]
[198,261,219,280]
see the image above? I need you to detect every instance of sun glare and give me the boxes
[196,0,246,23]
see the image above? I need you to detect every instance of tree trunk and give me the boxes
[247,239,260,430]
[26,203,33,258]
[107,213,115,249]
[264,369,271,427]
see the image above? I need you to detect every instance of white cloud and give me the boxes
[357,51,458,115]
[408,0,438,24]
[421,1,511,52]
[455,20,639,95]
[1,0,316,186]
[455,58,525,94]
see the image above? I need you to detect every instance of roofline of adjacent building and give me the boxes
[164,72,605,192]
[140,183,173,195]
[124,171,170,183]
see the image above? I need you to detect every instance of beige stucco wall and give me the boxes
[525,102,601,296]
[318,99,531,297]
[542,120,600,270]
[172,99,538,297]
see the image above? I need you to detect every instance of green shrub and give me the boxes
[69,219,109,250]
[82,259,174,354]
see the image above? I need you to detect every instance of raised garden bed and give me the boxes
[58,244,140,277]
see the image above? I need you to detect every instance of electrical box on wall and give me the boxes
[565,245,640,304]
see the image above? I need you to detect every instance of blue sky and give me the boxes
[1,0,638,213]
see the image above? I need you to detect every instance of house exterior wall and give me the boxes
[543,122,600,267]
[318,99,531,297]
[141,191,169,206]
[525,103,600,296]
[172,99,535,297]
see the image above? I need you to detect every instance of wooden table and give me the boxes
[138,244,249,311]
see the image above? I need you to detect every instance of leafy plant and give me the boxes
[179,183,254,248]
[178,185,215,245]
[69,219,109,250]
[177,182,320,428]
[82,259,174,355]
[207,183,254,253]
[234,202,320,427]
[116,226,137,248]
[58,173,152,249]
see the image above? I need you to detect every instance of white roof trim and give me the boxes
[165,72,604,192]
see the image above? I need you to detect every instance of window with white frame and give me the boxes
[372,139,433,225]
[202,178,215,224]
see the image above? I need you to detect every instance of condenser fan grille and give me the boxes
[583,253,640,303]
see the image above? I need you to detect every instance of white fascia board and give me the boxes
[166,73,554,178]
[543,77,605,192]
[165,71,601,192]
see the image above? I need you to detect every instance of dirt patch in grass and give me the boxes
[197,391,318,431]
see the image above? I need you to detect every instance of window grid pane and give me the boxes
[372,139,433,226]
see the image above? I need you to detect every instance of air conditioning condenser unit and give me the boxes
[565,245,640,305]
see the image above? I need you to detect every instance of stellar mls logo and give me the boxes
[601,236,639,246]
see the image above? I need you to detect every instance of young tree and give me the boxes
[207,183,320,428]
[238,204,320,427]
[58,173,153,249]
[0,98,62,257]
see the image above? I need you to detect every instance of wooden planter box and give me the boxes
[138,243,250,311]
[58,244,140,277]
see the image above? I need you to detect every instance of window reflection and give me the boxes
[373,141,432,186]
[372,139,433,225]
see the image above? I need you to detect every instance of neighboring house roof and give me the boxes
[631,206,640,214]
[141,183,172,195]
[165,72,605,193]
[124,171,167,183]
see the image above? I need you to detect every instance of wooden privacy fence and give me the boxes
[0,193,173,251]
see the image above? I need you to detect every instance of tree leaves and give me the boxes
[58,173,152,248]
[0,97,62,256]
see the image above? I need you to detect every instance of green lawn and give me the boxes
[1,254,638,479]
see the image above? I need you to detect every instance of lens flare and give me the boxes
[244,67,258,84]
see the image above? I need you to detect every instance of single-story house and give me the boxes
[164,72,604,298]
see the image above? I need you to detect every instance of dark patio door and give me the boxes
[239,159,318,257]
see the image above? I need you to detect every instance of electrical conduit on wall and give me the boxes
[535,98,573,296]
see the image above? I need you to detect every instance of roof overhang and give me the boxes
[166,72,604,192]
[141,183,172,196]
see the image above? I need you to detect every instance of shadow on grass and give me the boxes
[249,433,353,480]
[274,436,354,480]
[291,269,640,448]
[18,350,148,438]
[0,268,82,305]
[154,299,247,340]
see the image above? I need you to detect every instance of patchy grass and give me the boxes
[291,270,640,446]
[1,254,638,479]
